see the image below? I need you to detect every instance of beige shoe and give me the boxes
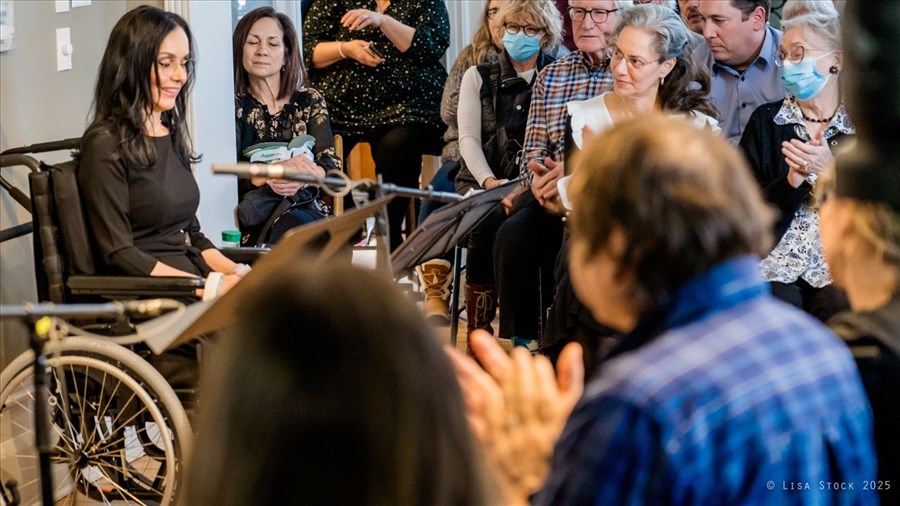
[418,259,452,324]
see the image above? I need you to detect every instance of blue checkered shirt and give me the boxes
[520,51,613,178]
[535,256,877,505]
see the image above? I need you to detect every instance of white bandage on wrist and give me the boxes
[202,272,224,301]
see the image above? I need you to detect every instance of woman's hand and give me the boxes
[781,130,832,188]
[267,155,326,196]
[530,158,564,214]
[283,154,326,178]
[341,39,384,67]
[266,179,303,197]
[219,273,242,295]
[502,185,527,215]
[447,331,584,505]
[483,177,509,190]
[342,9,383,31]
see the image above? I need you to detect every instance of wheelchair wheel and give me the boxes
[1,336,191,505]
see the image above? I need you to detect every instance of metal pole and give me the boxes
[29,317,54,506]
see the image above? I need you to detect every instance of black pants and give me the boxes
[341,124,442,250]
[769,279,850,322]
[455,178,507,285]
[493,191,564,340]
[542,238,621,377]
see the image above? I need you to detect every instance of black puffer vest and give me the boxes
[456,50,555,189]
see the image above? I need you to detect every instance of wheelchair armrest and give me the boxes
[220,247,269,265]
[68,275,204,298]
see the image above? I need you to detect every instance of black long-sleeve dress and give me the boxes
[78,127,215,276]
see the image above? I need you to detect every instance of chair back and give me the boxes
[29,160,97,302]
[333,134,344,215]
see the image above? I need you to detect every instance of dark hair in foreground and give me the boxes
[232,6,305,100]
[82,6,198,169]
[183,261,487,505]
[570,114,774,311]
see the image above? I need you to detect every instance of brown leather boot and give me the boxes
[418,259,452,324]
[465,283,497,336]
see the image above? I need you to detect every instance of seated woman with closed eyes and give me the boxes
[234,7,342,247]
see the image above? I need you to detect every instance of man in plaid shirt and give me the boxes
[495,0,628,346]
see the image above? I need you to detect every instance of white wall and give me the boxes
[177,0,239,244]
[0,0,126,364]
[445,0,485,68]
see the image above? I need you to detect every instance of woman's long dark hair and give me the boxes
[183,261,489,505]
[82,6,198,169]
[609,4,718,118]
[233,6,305,100]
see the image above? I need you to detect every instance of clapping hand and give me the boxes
[447,331,584,504]
[782,129,832,188]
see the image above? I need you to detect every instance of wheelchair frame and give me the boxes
[0,140,226,505]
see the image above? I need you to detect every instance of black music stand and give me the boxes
[390,180,521,343]
[164,197,393,348]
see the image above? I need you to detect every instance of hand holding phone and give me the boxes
[365,43,384,60]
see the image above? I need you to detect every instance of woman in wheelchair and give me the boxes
[234,7,342,246]
[77,5,245,298]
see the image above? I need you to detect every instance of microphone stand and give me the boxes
[0,300,185,506]
[211,163,462,274]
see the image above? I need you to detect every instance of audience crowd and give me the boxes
[66,0,897,504]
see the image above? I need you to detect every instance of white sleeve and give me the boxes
[457,66,496,186]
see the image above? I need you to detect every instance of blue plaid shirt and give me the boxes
[520,50,613,178]
[535,256,877,505]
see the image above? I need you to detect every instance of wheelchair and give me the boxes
[1,139,260,505]
[1,319,191,506]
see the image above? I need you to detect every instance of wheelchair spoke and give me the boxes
[52,365,84,447]
[90,461,155,505]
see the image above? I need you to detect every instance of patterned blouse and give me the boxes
[235,87,342,199]
[302,0,450,137]
[759,96,854,287]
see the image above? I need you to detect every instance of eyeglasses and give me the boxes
[775,45,835,68]
[504,23,543,37]
[487,7,499,20]
[156,58,194,77]
[609,47,660,70]
[568,7,618,23]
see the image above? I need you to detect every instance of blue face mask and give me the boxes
[780,52,833,100]
[501,31,541,62]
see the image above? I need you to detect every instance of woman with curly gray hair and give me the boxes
[542,3,719,366]
[567,3,718,151]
